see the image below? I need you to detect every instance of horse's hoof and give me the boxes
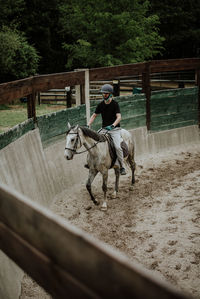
[101,202,107,211]
[129,185,134,191]
[94,200,100,206]
[101,206,107,211]
[111,191,117,199]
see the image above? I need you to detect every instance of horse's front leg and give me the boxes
[101,171,108,211]
[111,168,120,199]
[86,169,99,205]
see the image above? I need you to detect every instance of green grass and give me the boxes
[0,103,66,133]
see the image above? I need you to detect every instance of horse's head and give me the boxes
[64,123,82,160]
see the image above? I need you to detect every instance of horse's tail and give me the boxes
[123,130,136,171]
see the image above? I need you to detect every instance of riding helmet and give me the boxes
[100,84,113,94]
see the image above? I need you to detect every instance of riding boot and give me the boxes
[120,167,126,175]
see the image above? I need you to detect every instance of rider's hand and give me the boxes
[105,125,115,131]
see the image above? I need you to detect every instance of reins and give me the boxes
[74,141,100,154]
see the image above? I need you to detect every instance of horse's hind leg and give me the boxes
[111,168,120,199]
[86,169,99,205]
[128,152,136,185]
[101,171,108,211]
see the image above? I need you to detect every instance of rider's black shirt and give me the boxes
[95,99,120,128]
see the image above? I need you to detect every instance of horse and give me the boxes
[64,123,136,211]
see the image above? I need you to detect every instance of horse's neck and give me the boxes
[82,135,96,148]
[81,134,105,156]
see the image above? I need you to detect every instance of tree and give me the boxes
[0,0,66,76]
[0,0,25,28]
[20,0,66,74]
[0,27,40,82]
[149,0,200,58]
[0,0,40,82]
[59,0,164,69]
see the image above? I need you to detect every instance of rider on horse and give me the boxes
[87,84,126,175]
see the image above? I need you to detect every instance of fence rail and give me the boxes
[39,74,196,104]
[0,58,200,128]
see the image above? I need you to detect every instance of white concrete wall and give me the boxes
[0,128,56,206]
[44,140,88,196]
[0,129,56,299]
[130,125,200,159]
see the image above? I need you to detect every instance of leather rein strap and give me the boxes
[65,131,100,154]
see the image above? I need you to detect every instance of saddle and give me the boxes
[105,134,129,169]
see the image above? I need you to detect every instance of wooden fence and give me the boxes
[0,182,191,299]
[38,85,106,105]
[38,75,195,105]
[0,58,200,128]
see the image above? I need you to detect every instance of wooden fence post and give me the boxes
[75,85,81,106]
[74,69,82,106]
[142,62,151,131]
[85,69,90,125]
[65,86,72,108]
[113,79,120,96]
[37,92,41,105]
[74,69,87,105]
[178,82,185,88]
[195,68,200,128]
[80,84,85,104]
[27,91,36,122]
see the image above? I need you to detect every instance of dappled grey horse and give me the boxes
[64,123,135,211]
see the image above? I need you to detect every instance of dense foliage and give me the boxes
[0,27,39,82]
[59,0,163,68]
[0,0,199,82]
[149,0,200,58]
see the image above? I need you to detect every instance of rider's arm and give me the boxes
[88,113,97,127]
[112,113,121,127]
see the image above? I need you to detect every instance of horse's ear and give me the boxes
[67,122,71,129]
[74,125,79,130]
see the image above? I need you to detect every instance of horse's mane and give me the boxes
[80,126,107,142]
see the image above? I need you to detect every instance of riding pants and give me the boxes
[100,128,125,169]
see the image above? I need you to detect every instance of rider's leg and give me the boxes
[109,129,126,175]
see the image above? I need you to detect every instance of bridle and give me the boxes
[65,129,100,155]
[65,131,81,153]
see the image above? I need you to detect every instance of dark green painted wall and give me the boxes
[150,88,198,131]
[0,119,35,150]
[37,104,87,143]
[0,87,198,150]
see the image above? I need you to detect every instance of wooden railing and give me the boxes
[0,58,200,128]
[0,182,191,299]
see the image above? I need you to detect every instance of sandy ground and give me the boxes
[20,145,200,299]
